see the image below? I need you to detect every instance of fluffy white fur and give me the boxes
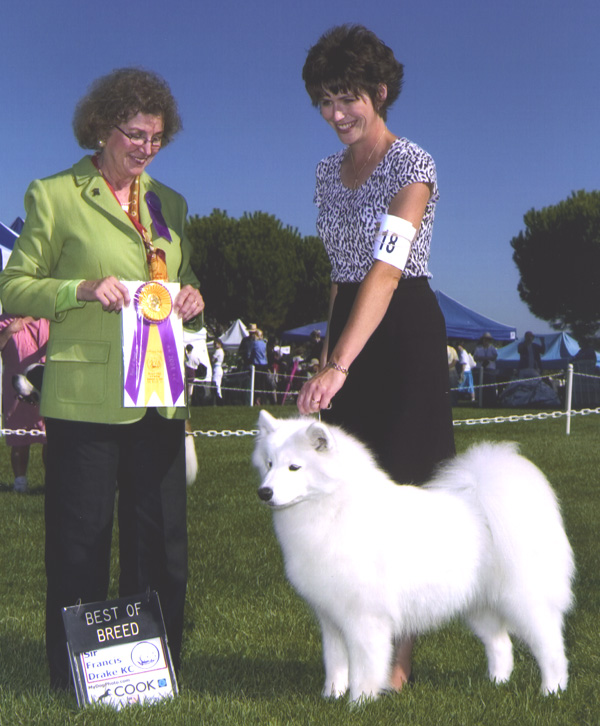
[253,410,574,702]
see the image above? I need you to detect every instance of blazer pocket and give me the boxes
[47,339,111,405]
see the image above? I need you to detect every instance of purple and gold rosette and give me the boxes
[124,282,185,406]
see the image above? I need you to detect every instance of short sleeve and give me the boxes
[387,142,438,200]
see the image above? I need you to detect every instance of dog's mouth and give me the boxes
[257,488,304,510]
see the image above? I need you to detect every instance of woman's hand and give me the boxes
[297,363,347,415]
[174,285,205,322]
[76,277,131,312]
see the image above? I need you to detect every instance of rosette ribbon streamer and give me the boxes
[125,282,184,405]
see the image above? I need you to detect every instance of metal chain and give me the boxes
[186,429,258,438]
[452,407,600,427]
[0,428,47,438]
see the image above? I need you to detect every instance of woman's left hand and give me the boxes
[174,285,205,321]
[297,364,346,415]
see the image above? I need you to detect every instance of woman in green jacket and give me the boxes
[0,68,204,690]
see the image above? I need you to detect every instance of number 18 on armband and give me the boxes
[373,214,417,271]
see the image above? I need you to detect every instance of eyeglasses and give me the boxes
[114,125,163,148]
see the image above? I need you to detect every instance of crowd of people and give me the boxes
[194,325,550,409]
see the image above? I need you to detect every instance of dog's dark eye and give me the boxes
[266,460,273,469]
[289,464,301,471]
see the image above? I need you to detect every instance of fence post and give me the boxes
[250,365,256,407]
[565,363,573,435]
[477,366,484,407]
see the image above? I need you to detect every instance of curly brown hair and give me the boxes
[302,25,404,121]
[72,68,182,150]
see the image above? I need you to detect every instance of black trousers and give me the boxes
[44,410,187,688]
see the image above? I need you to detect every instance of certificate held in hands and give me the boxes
[122,281,186,407]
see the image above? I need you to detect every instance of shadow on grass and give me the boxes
[0,483,45,495]
[180,652,322,699]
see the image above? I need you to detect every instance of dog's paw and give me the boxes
[322,681,348,699]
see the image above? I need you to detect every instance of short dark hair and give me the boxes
[73,68,182,150]
[302,25,404,121]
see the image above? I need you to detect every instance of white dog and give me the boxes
[253,411,574,702]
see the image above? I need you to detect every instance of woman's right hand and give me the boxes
[297,363,347,415]
[76,277,131,312]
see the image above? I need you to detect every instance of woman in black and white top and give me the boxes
[297,24,456,689]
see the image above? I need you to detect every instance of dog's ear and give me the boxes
[306,421,336,454]
[257,409,279,434]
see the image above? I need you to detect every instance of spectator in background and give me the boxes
[250,329,268,405]
[267,336,282,404]
[473,332,498,406]
[0,315,49,492]
[250,329,268,369]
[473,332,498,371]
[211,339,225,403]
[306,358,321,378]
[447,343,459,405]
[304,328,324,364]
[185,343,202,401]
[457,345,475,402]
[238,323,257,369]
[518,332,545,377]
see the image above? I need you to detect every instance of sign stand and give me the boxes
[62,590,178,710]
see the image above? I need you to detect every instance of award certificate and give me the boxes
[122,281,186,407]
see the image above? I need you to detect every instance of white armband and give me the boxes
[373,214,417,271]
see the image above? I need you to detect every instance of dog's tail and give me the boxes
[185,421,198,486]
[430,442,574,612]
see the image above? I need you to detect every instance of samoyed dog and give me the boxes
[253,411,574,702]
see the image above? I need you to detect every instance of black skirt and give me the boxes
[322,277,455,484]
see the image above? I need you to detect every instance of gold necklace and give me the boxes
[349,128,386,189]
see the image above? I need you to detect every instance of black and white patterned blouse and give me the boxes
[314,138,439,283]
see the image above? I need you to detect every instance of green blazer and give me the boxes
[0,156,200,424]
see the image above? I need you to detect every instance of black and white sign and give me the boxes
[62,591,178,709]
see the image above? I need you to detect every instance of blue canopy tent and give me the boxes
[496,332,599,370]
[281,321,327,343]
[434,291,517,341]
[282,291,517,343]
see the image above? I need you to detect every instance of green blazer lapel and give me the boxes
[73,156,140,242]
[138,175,154,240]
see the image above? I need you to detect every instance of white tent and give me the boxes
[219,318,249,351]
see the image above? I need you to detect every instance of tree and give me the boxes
[285,234,331,330]
[511,190,600,341]
[186,210,330,332]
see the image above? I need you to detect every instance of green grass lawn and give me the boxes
[0,406,598,725]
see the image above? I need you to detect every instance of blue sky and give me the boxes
[2,0,598,336]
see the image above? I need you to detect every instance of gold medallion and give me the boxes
[136,282,172,323]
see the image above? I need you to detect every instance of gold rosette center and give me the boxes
[137,282,172,323]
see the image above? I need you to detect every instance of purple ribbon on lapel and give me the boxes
[145,190,172,242]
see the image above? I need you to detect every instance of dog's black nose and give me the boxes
[258,487,273,502]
